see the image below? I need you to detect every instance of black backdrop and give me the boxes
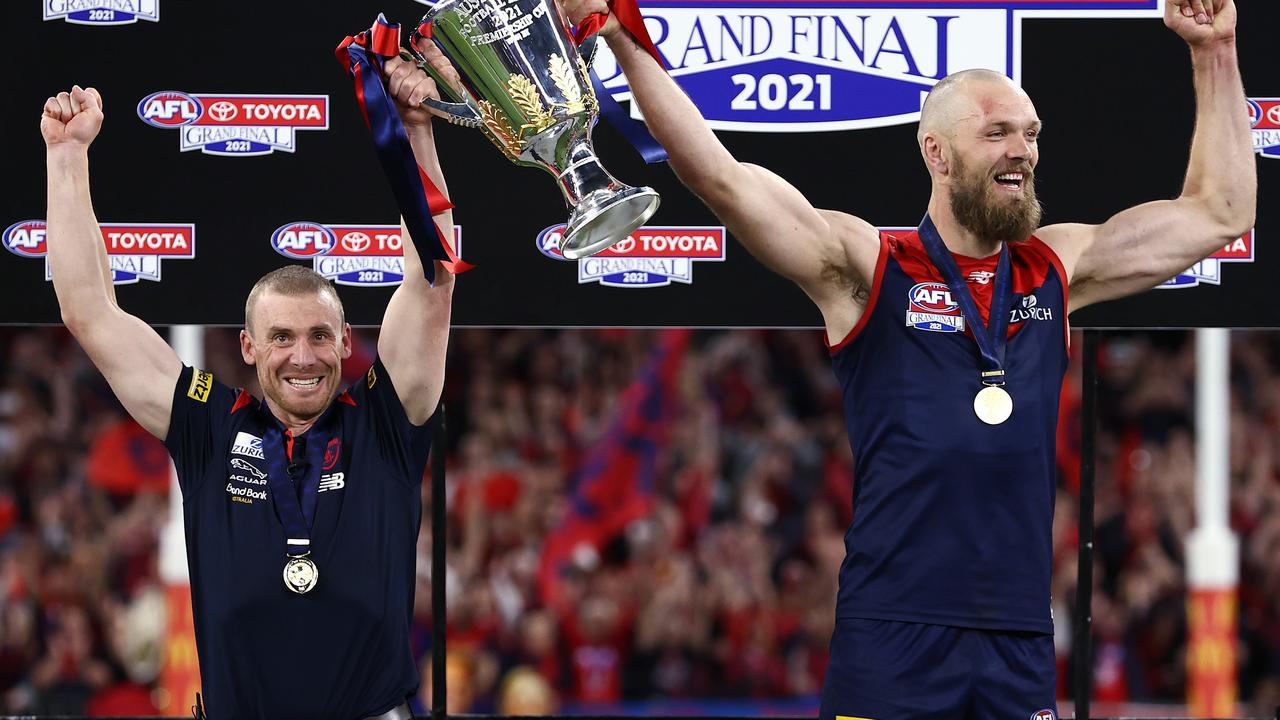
[2,0,1274,328]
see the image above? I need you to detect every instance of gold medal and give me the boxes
[283,556,319,594]
[973,385,1013,425]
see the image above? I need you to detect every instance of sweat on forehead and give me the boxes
[918,69,1025,139]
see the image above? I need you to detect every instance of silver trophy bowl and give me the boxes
[410,0,660,259]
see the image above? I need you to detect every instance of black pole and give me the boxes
[432,403,447,720]
[1072,331,1099,719]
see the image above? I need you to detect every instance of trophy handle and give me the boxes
[399,48,485,128]
[420,97,483,128]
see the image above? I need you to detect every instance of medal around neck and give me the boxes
[916,214,1017,429]
[284,556,319,594]
[262,421,329,597]
[974,385,1014,425]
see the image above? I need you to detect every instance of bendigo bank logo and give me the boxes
[271,222,464,287]
[572,0,1161,132]
[3,219,195,284]
[1160,229,1255,289]
[906,281,964,333]
[536,225,726,288]
[138,91,328,156]
[1248,98,1280,159]
[44,0,159,25]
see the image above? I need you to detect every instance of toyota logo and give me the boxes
[611,236,636,253]
[342,232,371,253]
[208,101,237,122]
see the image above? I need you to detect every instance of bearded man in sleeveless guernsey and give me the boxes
[563,0,1255,714]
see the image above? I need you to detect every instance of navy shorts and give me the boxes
[818,618,1058,720]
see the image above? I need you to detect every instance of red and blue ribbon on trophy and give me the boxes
[336,4,670,269]
[571,0,671,163]
[336,15,473,285]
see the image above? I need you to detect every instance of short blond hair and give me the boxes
[244,266,345,334]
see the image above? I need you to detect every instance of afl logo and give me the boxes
[137,91,203,128]
[1030,711,1056,720]
[271,222,336,259]
[535,225,571,261]
[3,220,49,258]
[1248,99,1262,128]
[341,232,372,253]
[909,282,958,314]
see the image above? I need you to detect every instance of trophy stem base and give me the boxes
[561,186,661,260]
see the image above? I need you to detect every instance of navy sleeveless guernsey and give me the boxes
[828,230,1069,634]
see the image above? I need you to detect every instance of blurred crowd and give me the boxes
[0,325,1277,716]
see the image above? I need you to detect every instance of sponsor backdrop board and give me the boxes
[2,0,1275,328]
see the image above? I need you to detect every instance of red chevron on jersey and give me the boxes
[888,230,1065,340]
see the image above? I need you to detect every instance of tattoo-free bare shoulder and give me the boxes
[1033,222,1094,288]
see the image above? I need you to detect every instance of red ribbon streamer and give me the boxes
[336,17,472,278]
[571,0,665,67]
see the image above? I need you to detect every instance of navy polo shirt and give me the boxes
[165,358,434,720]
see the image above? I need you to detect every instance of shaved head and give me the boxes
[917,69,1025,148]
[916,69,1043,245]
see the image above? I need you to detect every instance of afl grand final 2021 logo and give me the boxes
[418,0,1160,133]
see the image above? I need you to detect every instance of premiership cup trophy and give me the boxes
[409,0,660,259]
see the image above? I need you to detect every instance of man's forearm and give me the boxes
[1182,40,1256,231]
[404,123,456,286]
[46,148,117,322]
[378,121,454,425]
[407,123,451,213]
[606,31,739,194]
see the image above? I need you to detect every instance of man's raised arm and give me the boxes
[1041,0,1256,311]
[43,86,182,439]
[561,1,881,342]
[376,54,456,425]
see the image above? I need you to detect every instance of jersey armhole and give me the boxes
[827,232,891,354]
[1026,235,1071,352]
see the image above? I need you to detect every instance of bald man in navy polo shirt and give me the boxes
[41,54,452,720]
